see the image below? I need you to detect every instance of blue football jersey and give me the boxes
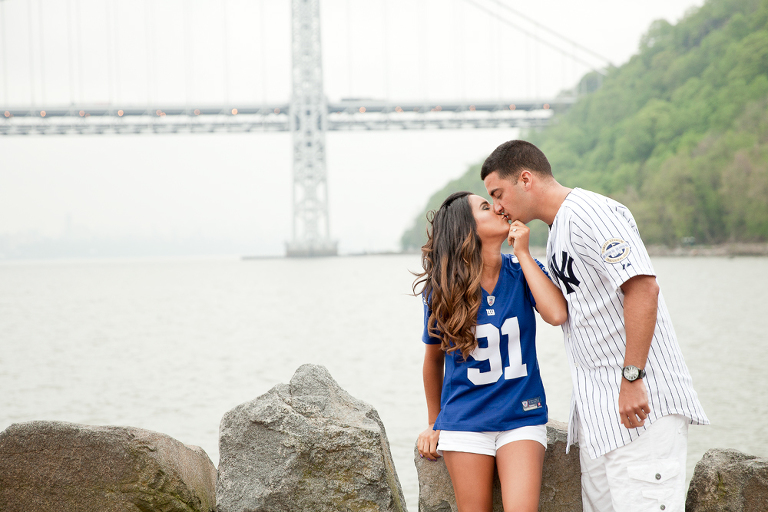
[423,254,548,431]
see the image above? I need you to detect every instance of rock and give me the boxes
[539,420,583,511]
[216,363,407,512]
[686,448,768,512]
[414,420,582,512]
[0,420,217,512]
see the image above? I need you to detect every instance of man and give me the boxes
[481,140,708,512]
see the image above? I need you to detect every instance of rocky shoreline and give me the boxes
[1,364,766,511]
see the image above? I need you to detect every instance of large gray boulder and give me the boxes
[415,420,582,512]
[217,363,407,512]
[0,421,217,512]
[686,448,768,511]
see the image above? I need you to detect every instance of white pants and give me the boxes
[579,414,688,512]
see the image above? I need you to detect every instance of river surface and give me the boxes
[1,254,766,508]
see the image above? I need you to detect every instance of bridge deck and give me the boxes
[0,98,573,135]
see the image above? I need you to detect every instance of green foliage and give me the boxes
[401,0,768,250]
[540,0,768,245]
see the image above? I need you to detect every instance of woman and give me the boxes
[414,191,567,512]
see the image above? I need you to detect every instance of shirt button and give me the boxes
[660,506,665,510]
[655,473,661,480]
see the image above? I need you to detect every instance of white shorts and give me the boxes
[437,424,547,456]
[579,414,689,512]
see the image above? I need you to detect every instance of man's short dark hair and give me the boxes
[480,140,553,182]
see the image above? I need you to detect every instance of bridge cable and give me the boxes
[106,0,113,106]
[183,1,192,108]
[145,0,152,106]
[381,0,389,101]
[76,0,84,104]
[221,0,230,106]
[461,0,607,75]
[38,0,45,105]
[536,29,541,98]
[494,4,501,100]
[346,0,353,97]
[67,0,75,105]
[524,27,530,98]
[419,0,427,103]
[482,0,613,67]
[259,0,266,105]
[27,1,36,106]
[1,0,8,107]
[452,0,466,101]
[113,0,120,106]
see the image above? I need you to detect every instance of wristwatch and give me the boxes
[622,365,646,382]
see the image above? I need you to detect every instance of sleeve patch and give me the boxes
[601,238,631,263]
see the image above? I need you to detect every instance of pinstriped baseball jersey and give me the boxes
[546,188,709,459]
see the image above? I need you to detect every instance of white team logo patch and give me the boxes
[601,238,631,264]
[487,296,495,306]
[522,397,542,411]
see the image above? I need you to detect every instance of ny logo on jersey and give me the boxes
[550,251,581,294]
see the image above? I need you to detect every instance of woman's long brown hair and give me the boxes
[412,191,483,361]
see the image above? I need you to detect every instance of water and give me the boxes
[1,254,766,509]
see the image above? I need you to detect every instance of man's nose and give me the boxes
[493,202,503,214]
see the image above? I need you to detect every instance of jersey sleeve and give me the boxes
[570,201,656,291]
[422,295,442,345]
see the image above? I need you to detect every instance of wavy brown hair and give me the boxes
[412,191,484,361]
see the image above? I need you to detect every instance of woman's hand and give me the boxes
[509,220,569,326]
[417,425,441,461]
[507,220,531,256]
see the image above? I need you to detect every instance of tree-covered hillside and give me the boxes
[402,0,768,250]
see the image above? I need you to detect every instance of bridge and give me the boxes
[0,0,609,256]
[1,99,570,135]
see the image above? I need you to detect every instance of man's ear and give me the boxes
[519,169,533,190]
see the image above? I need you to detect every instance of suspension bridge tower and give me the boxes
[285,0,337,257]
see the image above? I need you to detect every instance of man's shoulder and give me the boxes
[563,188,634,222]
[568,188,619,207]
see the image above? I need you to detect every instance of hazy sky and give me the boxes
[0,0,705,256]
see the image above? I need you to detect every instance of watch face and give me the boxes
[624,366,640,381]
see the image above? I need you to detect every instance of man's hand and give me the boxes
[619,377,651,429]
[417,425,441,461]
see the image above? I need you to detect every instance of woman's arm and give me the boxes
[507,220,568,326]
[417,343,445,461]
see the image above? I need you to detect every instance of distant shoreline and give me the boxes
[395,243,768,259]
[494,242,767,258]
[644,243,768,257]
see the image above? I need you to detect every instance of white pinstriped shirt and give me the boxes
[546,188,709,459]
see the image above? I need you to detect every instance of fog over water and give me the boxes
[0,129,526,257]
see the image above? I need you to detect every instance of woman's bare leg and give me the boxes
[442,451,497,512]
[495,440,545,512]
